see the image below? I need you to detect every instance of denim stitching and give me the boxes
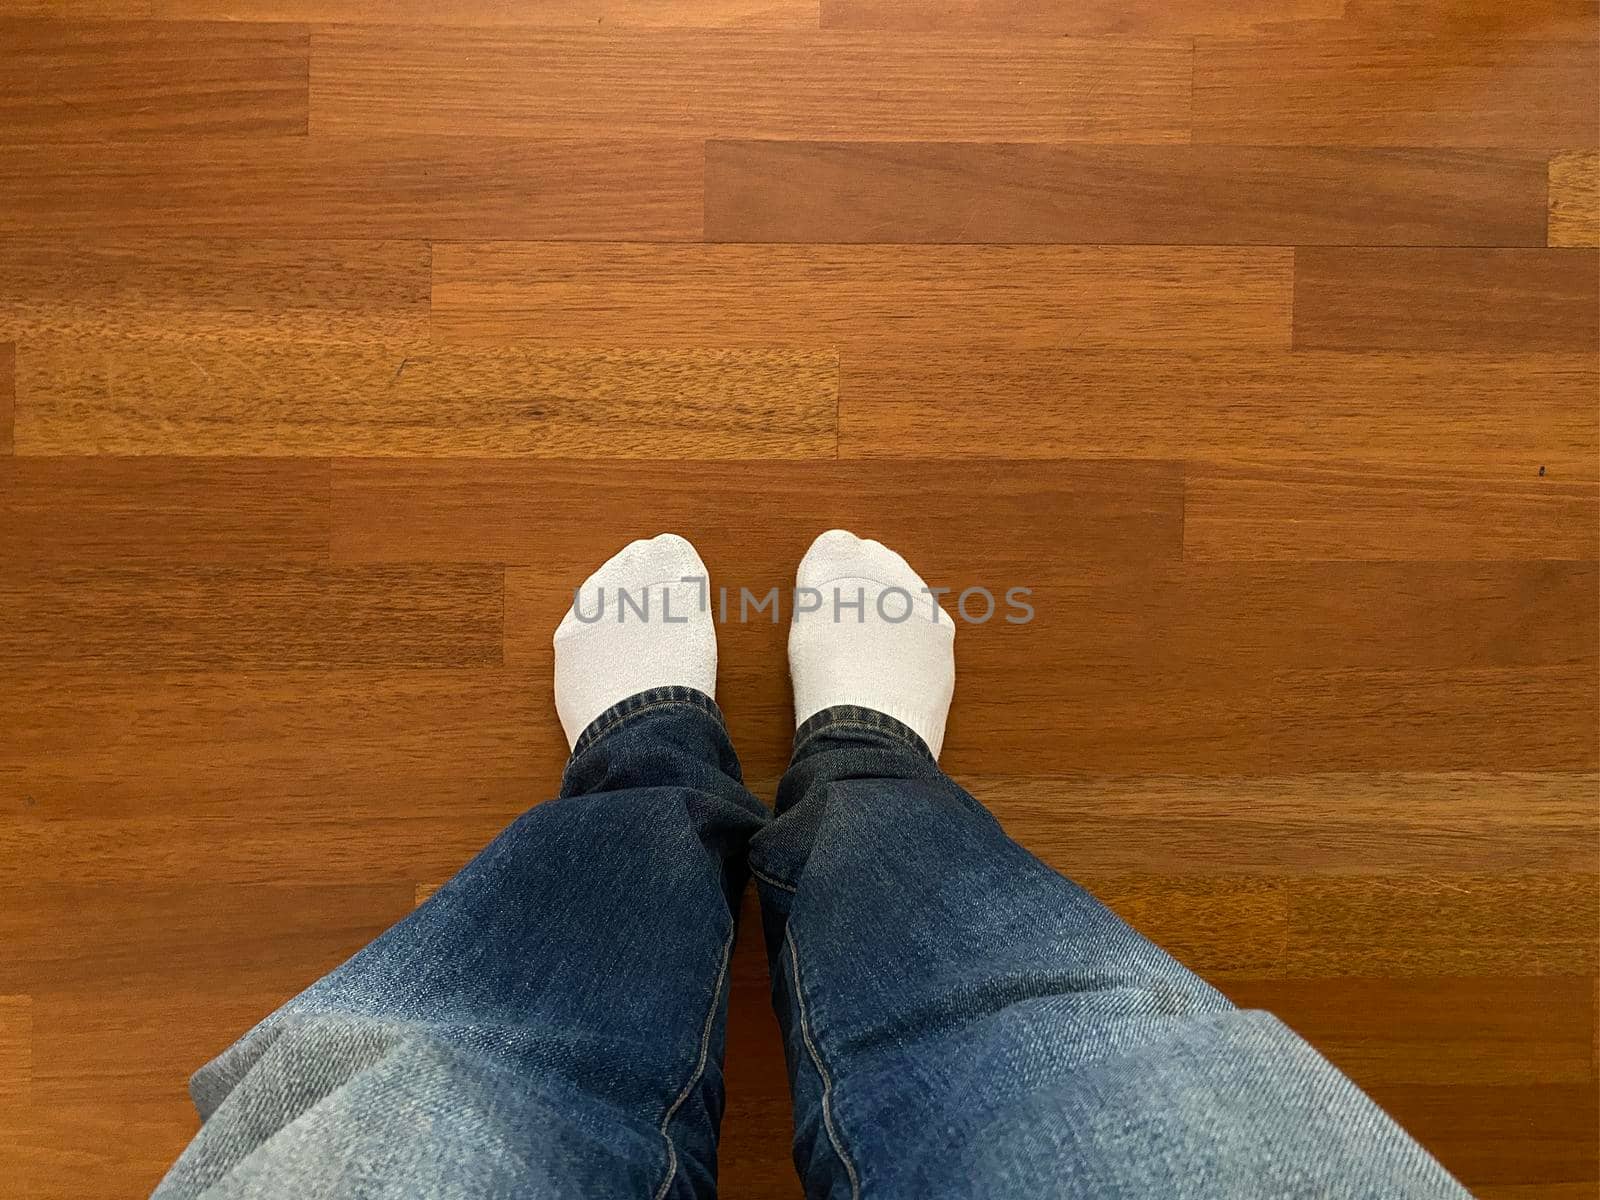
[571,687,720,760]
[785,932,862,1200]
[792,707,932,764]
[750,867,798,894]
[652,925,735,1200]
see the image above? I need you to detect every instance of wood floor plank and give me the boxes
[431,244,1293,349]
[1268,666,1599,773]
[0,666,568,819]
[1338,0,1600,41]
[1293,248,1600,351]
[0,566,503,669]
[0,995,29,1195]
[0,342,13,456]
[0,458,330,564]
[839,350,1599,478]
[706,143,1550,245]
[0,239,429,343]
[0,18,308,142]
[1183,462,1598,561]
[0,137,703,239]
[819,0,1340,35]
[0,883,413,994]
[1549,150,1600,247]
[1373,1083,1598,1194]
[1193,35,1600,147]
[310,27,1192,141]
[14,340,837,458]
[976,773,1600,877]
[1079,875,1289,979]
[146,0,818,23]
[1287,874,1600,976]
[1227,977,1596,1086]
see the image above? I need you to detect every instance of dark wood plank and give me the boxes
[707,142,1550,245]
[819,0,1340,34]
[309,27,1191,141]
[1268,666,1599,773]
[0,18,308,142]
[1293,248,1600,351]
[1288,874,1600,976]
[1338,0,1599,41]
[431,244,1292,349]
[0,566,503,669]
[13,340,836,458]
[1183,463,1598,561]
[977,773,1600,877]
[838,350,1599,479]
[1194,35,1600,148]
[0,458,330,564]
[0,342,13,455]
[0,137,703,239]
[0,239,429,342]
[1549,150,1600,247]
[1369,1083,1598,1195]
[1227,977,1596,1085]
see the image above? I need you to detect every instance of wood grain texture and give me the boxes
[0,343,13,456]
[14,341,837,457]
[7,1,1599,1196]
[1293,247,1600,351]
[0,458,330,564]
[1549,150,1600,246]
[432,243,1293,348]
[1183,463,1598,561]
[0,239,428,343]
[0,566,504,668]
[1193,35,1600,147]
[707,142,1551,245]
[819,0,1341,35]
[310,27,1192,141]
[1196,34,1593,148]
[0,137,703,239]
[0,19,308,142]
[838,350,1599,477]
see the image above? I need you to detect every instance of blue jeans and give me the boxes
[153,688,1468,1199]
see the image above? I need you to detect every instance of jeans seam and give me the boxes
[651,924,734,1200]
[792,713,932,764]
[578,694,714,756]
[785,931,862,1200]
[750,867,798,894]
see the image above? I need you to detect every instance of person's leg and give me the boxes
[751,530,1469,1200]
[154,535,767,1200]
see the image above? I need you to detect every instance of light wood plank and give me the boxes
[1183,462,1598,561]
[820,0,1340,35]
[0,458,330,565]
[1268,666,1599,773]
[1293,247,1600,352]
[0,137,703,239]
[1549,150,1600,247]
[1194,36,1599,148]
[152,0,818,23]
[707,142,1550,245]
[0,239,428,343]
[431,244,1293,349]
[0,995,29,1200]
[1338,0,1599,41]
[15,341,837,458]
[0,566,503,669]
[838,350,1599,479]
[310,27,1192,141]
[0,18,308,142]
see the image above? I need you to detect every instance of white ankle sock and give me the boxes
[553,533,717,748]
[787,529,956,757]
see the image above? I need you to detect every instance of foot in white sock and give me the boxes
[788,529,956,757]
[553,533,717,748]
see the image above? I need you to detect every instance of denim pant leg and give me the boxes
[748,705,1471,1200]
[152,687,768,1200]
